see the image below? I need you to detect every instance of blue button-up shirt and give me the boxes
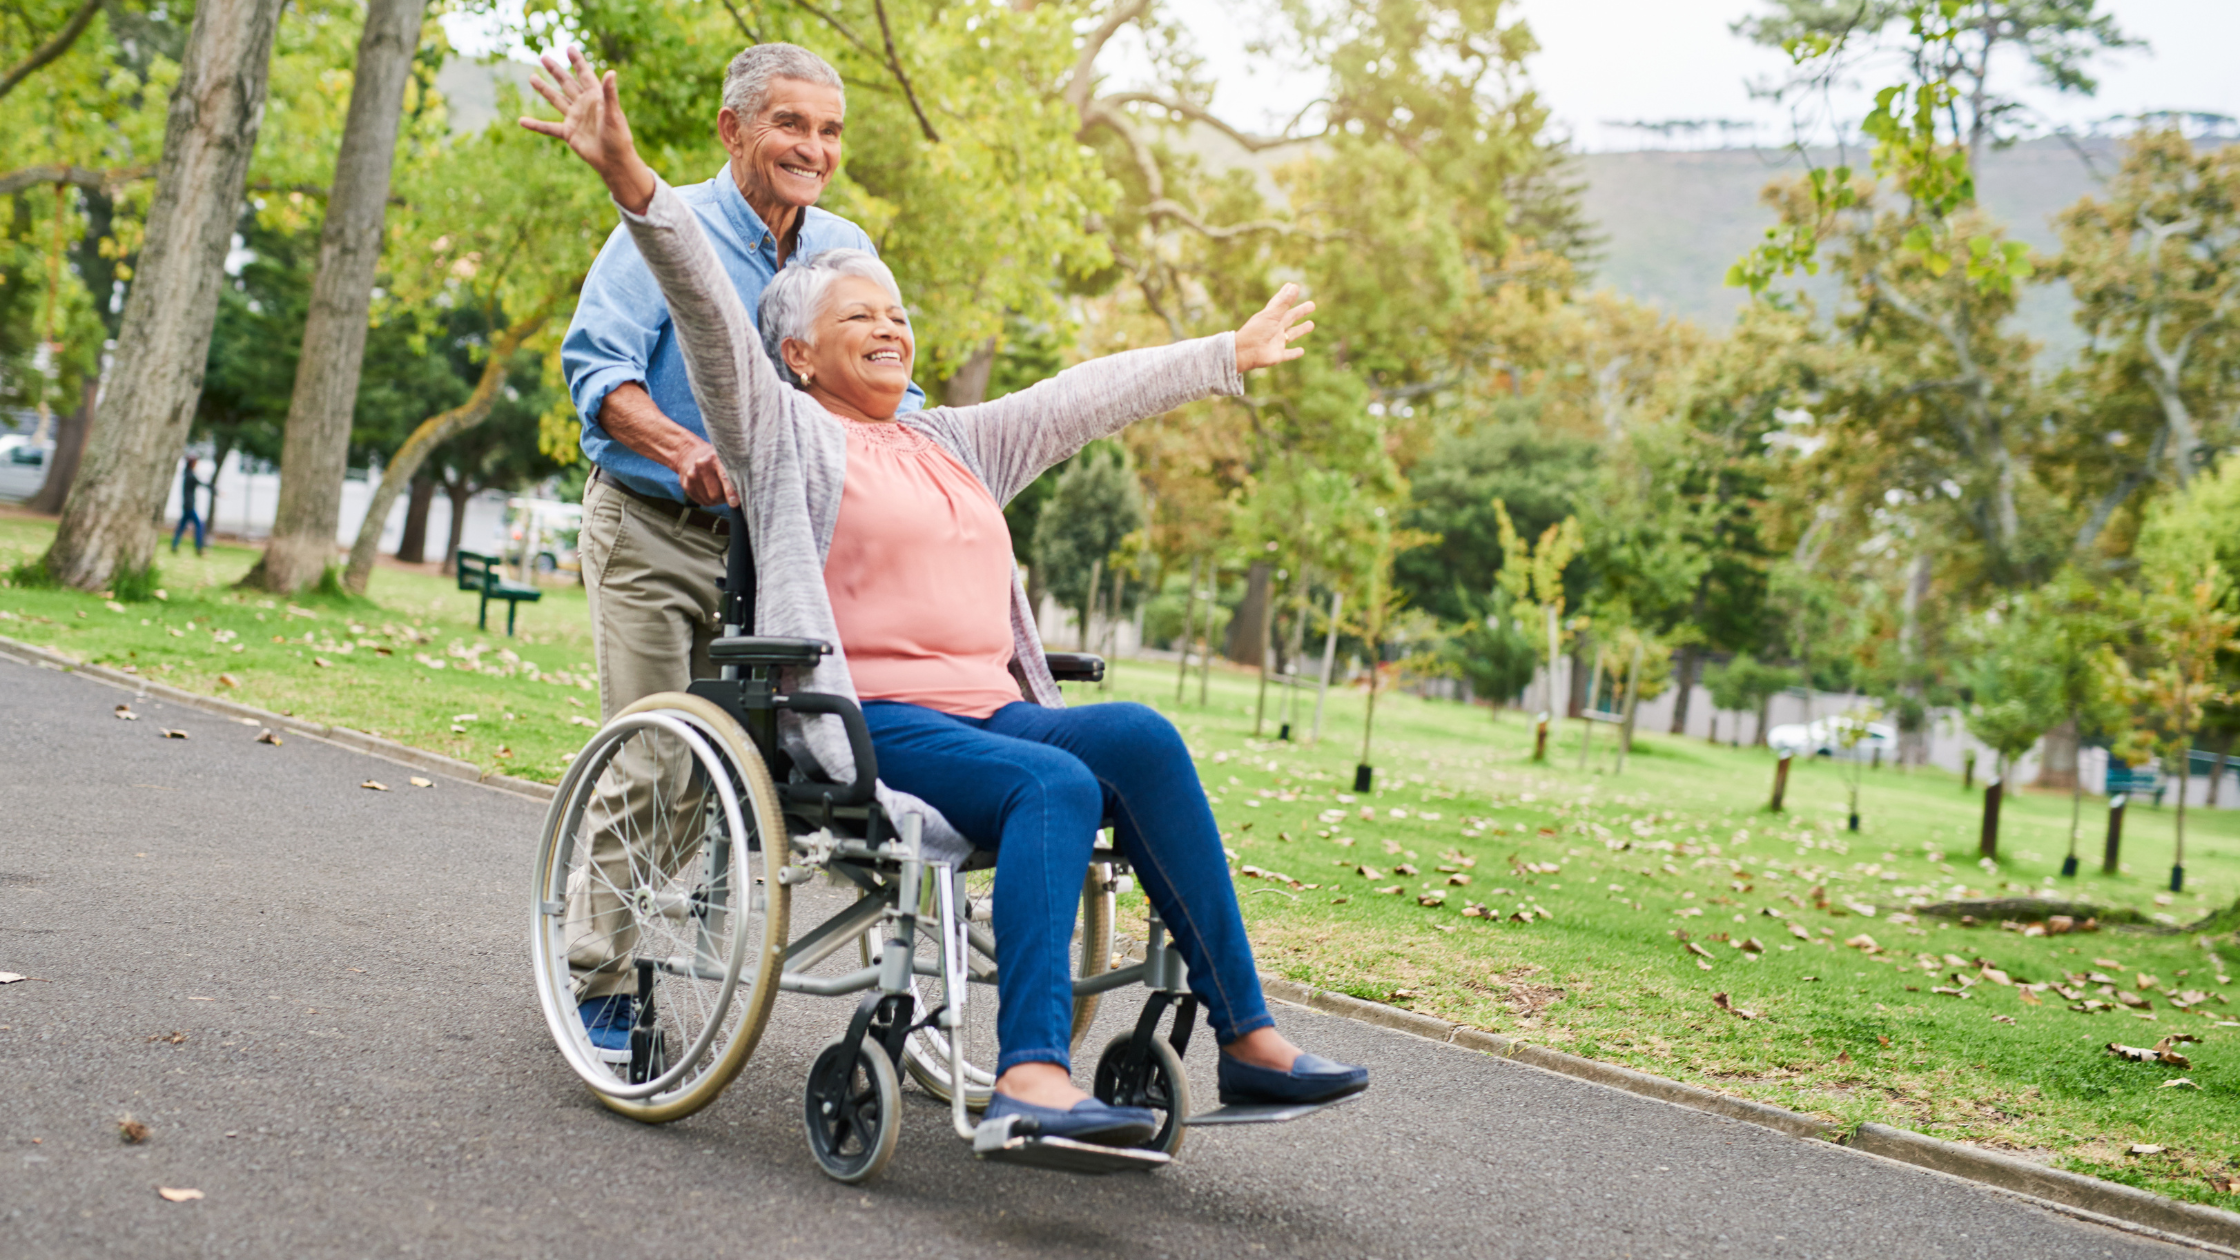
[562,162,926,503]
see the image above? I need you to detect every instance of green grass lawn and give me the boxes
[10,510,2240,1204]
[1068,657,2240,1209]
[0,512,602,780]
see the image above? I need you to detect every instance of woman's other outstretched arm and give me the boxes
[937,286,1315,504]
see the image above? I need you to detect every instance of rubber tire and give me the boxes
[804,1035,902,1184]
[535,692,791,1125]
[1092,1031,1189,1156]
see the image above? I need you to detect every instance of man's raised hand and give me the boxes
[519,46,657,214]
[1233,284,1316,374]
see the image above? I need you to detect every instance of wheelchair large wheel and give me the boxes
[530,692,791,1124]
[803,1035,901,1184]
[875,861,1114,1109]
[1093,1032,1190,1156]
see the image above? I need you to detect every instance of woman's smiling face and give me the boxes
[781,274,916,420]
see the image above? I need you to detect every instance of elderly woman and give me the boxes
[525,50,1367,1146]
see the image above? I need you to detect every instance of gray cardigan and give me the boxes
[617,181,1244,859]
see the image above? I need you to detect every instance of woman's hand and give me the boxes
[1233,283,1317,373]
[519,46,657,215]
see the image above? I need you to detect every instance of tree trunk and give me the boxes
[245,0,428,593]
[395,473,435,564]
[37,0,284,591]
[26,368,94,514]
[341,306,550,593]
[1668,645,1697,735]
[440,476,474,573]
[2039,719,2079,791]
[1225,561,1271,664]
[944,336,996,406]
[1755,690,1772,748]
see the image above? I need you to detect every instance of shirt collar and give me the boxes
[716,160,811,260]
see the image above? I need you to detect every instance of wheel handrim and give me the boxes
[531,710,758,1102]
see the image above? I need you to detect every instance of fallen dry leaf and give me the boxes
[255,729,281,746]
[1835,1050,1851,1064]
[1788,922,1812,940]
[1374,885,1403,896]
[2163,1078,2201,1090]
[0,972,24,984]
[1992,1015,2017,1025]
[118,1116,148,1144]
[156,1187,202,1203]
[409,776,433,788]
[159,728,188,740]
[312,657,332,669]
[146,1031,185,1044]
[360,780,389,792]
[1711,992,1759,1020]
[216,673,239,688]
[2129,1144,2167,1156]
[1394,863,1419,876]
[2018,987,2043,1006]
[1685,942,1716,960]
[1844,934,1880,953]
[2108,1041,2193,1069]
[113,705,137,720]
[1981,967,2012,986]
[1740,937,1765,954]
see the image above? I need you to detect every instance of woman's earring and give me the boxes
[801,371,814,386]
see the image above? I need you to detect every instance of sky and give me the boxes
[450,1,2240,155]
[1126,0,2240,152]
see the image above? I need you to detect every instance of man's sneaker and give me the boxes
[579,994,635,1064]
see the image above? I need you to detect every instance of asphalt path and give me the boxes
[0,651,2203,1259]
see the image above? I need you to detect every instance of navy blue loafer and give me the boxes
[1217,1051,1369,1106]
[579,994,635,1062]
[984,1092,1158,1147]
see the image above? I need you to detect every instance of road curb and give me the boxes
[1257,973,2240,1252]
[0,633,559,805]
[1844,1122,2240,1251]
[14,629,2240,1251]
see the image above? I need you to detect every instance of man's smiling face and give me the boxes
[719,77,844,225]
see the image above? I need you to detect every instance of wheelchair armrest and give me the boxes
[1045,652,1105,683]
[774,690,878,808]
[710,636,830,667]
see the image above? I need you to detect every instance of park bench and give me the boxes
[2104,761,2164,806]
[455,550,542,636]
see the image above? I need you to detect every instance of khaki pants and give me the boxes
[566,475,730,999]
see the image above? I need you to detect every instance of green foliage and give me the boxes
[1702,653,1797,721]
[1033,444,1145,617]
[1394,408,1597,623]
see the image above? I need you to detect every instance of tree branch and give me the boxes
[1066,0,1149,114]
[0,0,102,103]
[870,0,940,143]
[0,163,147,196]
[1098,91,1320,152]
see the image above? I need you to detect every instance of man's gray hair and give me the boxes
[722,43,844,121]
[758,249,907,386]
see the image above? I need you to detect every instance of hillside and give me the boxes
[1575,137,2139,354]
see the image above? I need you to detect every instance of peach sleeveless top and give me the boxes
[822,417,1023,718]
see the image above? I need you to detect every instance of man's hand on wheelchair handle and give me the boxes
[1233,283,1316,374]
[676,441,741,509]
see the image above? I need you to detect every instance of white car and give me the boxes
[0,436,51,503]
[1767,716,1896,759]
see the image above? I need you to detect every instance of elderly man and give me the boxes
[560,42,922,1051]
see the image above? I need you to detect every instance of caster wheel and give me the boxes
[1092,1032,1189,1156]
[804,1035,901,1184]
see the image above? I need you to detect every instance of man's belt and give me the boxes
[591,466,731,537]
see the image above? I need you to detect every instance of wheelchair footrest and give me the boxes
[1185,1091,1364,1126]
[972,1116,1171,1174]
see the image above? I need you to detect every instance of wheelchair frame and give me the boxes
[534,506,1344,1181]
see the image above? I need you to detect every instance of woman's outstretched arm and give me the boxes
[519,48,787,478]
[936,286,1316,504]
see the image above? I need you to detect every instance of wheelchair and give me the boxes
[529,509,1349,1182]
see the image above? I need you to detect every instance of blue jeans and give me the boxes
[171,508,204,553]
[861,699,1272,1075]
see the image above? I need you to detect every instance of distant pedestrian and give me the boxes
[171,457,209,555]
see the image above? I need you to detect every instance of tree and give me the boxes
[246,0,431,593]
[1490,499,1583,716]
[1959,599,2066,859]
[2102,562,2240,892]
[342,103,611,594]
[1033,444,1145,650]
[2052,130,2240,540]
[33,0,286,592]
[1703,654,1797,747]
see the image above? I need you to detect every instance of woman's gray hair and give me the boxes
[722,43,844,120]
[757,249,907,386]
